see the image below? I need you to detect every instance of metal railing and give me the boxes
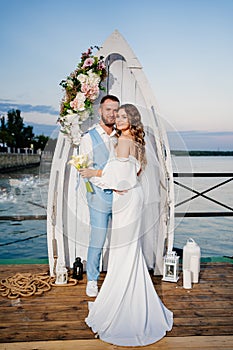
[174,173,233,217]
[0,173,233,221]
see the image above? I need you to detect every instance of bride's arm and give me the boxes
[80,137,131,178]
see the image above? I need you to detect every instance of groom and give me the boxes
[79,94,120,297]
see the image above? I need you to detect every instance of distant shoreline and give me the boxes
[171,150,233,156]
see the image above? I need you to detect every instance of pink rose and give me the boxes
[82,57,94,69]
[70,92,86,111]
[81,83,90,94]
[81,83,99,101]
[88,85,99,101]
[70,99,79,110]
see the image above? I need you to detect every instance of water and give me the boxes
[0,157,232,262]
[0,161,50,261]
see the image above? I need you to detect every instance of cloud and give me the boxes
[22,111,57,125]
[0,100,59,116]
[24,122,59,138]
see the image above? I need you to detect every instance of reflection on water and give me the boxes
[0,159,50,260]
[0,156,232,260]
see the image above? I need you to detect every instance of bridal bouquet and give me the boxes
[59,46,107,145]
[68,154,94,193]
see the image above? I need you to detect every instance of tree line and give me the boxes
[171,150,233,156]
[0,109,49,152]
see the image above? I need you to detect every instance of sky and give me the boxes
[0,0,233,150]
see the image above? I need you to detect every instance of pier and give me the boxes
[0,262,233,349]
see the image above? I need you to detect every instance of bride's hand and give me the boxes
[79,168,97,178]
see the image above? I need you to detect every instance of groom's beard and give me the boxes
[101,115,115,128]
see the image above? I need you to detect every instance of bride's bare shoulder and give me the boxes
[118,135,135,143]
[116,136,131,157]
[116,136,135,157]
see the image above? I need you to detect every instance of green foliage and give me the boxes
[33,134,49,151]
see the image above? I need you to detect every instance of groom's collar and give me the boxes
[96,124,116,137]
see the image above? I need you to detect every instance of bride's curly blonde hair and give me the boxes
[116,104,147,168]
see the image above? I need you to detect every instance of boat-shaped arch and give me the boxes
[47,30,174,276]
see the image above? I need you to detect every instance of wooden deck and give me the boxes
[0,262,233,349]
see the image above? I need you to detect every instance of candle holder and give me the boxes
[72,257,83,280]
[55,262,68,285]
[162,251,179,282]
[183,269,192,289]
[183,238,201,283]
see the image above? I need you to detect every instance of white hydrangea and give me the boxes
[87,70,101,85]
[77,73,88,84]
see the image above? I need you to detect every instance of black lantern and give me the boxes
[72,257,83,280]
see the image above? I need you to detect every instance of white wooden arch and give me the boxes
[47,30,174,276]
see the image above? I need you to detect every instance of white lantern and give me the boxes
[162,251,179,282]
[55,262,68,285]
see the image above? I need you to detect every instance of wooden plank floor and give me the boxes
[0,262,232,348]
[1,336,233,350]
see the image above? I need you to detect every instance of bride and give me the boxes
[79,104,173,347]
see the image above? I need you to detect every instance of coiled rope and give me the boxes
[0,272,77,299]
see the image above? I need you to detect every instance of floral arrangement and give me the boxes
[68,154,94,192]
[58,46,107,144]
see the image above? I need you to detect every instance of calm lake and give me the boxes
[0,156,232,262]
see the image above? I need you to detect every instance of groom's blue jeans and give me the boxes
[86,187,112,281]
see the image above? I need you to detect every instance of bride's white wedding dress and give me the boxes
[85,155,173,347]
